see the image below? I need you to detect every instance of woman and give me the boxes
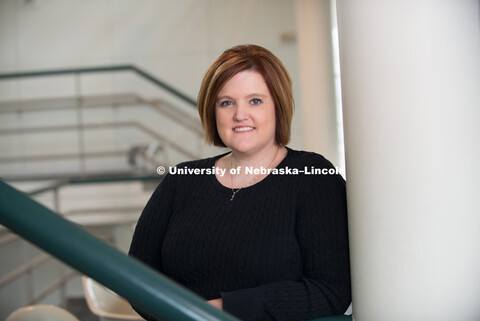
[129,44,351,321]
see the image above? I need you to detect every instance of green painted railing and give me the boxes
[0,64,197,107]
[0,180,238,321]
[0,180,352,320]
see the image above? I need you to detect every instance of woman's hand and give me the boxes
[207,298,223,310]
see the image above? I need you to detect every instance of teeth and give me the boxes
[234,127,254,132]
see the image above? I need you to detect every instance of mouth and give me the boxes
[233,126,255,132]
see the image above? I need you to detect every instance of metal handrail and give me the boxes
[0,180,239,321]
[0,64,197,107]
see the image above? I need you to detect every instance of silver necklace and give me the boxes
[229,146,280,201]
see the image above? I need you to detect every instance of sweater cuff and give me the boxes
[221,286,265,321]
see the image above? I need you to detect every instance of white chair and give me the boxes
[6,305,80,321]
[82,276,144,321]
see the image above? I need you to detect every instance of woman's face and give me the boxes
[215,70,276,155]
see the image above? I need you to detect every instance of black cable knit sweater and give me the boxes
[129,147,351,321]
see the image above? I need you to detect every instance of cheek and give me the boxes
[264,107,277,131]
[214,109,221,127]
[215,110,229,134]
[214,114,221,127]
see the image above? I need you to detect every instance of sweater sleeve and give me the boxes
[128,174,176,321]
[222,159,351,321]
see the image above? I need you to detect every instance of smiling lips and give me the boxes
[234,126,255,132]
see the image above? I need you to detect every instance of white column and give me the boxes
[296,0,341,167]
[337,1,480,320]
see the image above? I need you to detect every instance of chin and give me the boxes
[233,144,272,155]
[230,146,254,154]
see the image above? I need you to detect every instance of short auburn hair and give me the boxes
[197,44,294,147]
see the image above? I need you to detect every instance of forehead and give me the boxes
[218,70,270,96]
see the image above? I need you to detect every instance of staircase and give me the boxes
[0,65,220,319]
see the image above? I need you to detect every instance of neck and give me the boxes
[231,144,281,166]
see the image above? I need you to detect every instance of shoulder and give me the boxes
[283,147,345,189]
[285,147,337,169]
[285,149,347,211]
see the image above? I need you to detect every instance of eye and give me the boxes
[219,100,233,107]
[250,98,262,106]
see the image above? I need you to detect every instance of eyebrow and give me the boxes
[247,93,268,98]
[216,93,268,102]
[216,95,233,102]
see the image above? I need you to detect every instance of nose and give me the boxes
[233,103,248,122]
